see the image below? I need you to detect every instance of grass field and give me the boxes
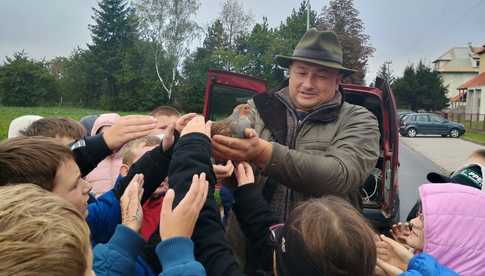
[0,106,137,140]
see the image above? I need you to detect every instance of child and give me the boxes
[150,106,180,136]
[86,113,123,196]
[378,184,485,275]
[0,184,92,275]
[21,117,86,145]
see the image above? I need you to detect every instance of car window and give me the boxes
[429,115,444,123]
[406,115,416,121]
[416,115,429,122]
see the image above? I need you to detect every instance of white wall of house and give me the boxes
[442,72,479,98]
[465,87,485,119]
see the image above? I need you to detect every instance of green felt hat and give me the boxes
[275,28,355,76]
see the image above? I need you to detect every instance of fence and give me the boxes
[447,112,485,132]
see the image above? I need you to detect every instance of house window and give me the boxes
[477,60,480,67]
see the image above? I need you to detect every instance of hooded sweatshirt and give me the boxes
[85,113,122,196]
[420,183,485,276]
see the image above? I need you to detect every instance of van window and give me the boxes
[208,84,256,121]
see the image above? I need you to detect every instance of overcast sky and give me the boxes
[1,0,484,83]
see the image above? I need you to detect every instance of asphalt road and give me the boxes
[398,142,444,220]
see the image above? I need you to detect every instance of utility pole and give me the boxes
[306,0,310,30]
[384,60,392,80]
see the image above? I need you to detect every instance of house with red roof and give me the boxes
[459,46,485,115]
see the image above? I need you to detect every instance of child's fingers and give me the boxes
[182,174,200,205]
[160,189,175,219]
[195,173,208,210]
[376,258,402,275]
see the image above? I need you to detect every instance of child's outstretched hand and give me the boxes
[213,160,235,183]
[103,115,158,150]
[121,173,144,232]
[159,173,209,240]
[390,222,412,248]
[234,162,255,187]
[376,234,413,276]
[181,115,212,138]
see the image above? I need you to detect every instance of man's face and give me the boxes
[153,115,179,135]
[52,159,92,217]
[288,61,342,111]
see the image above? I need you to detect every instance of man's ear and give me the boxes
[119,164,129,177]
[335,74,343,85]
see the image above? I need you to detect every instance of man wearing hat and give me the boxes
[212,28,380,273]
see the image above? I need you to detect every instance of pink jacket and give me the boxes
[421,183,485,276]
[85,113,122,196]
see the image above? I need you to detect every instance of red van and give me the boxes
[203,69,400,231]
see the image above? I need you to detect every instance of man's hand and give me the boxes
[180,115,211,138]
[234,162,255,187]
[212,128,272,169]
[175,113,197,133]
[159,173,209,240]
[121,174,144,232]
[213,160,234,183]
[103,115,158,151]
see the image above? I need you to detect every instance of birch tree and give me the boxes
[135,0,200,101]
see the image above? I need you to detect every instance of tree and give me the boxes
[393,61,448,111]
[88,0,138,107]
[135,0,201,101]
[278,1,318,55]
[318,0,375,84]
[0,52,59,106]
[376,62,395,85]
[219,0,253,49]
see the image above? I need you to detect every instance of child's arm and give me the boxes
[169,116,244,276]
[72,115,157,177]
[93,175,146,276]
[231,162,279,272]
[156,171,209,276]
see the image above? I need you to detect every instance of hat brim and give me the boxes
[426,172,451,183]
[275,55,355,77]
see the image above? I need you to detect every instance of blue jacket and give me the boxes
[157,238,206,276]
[93,225,205,276]
[87,188,155,276]
[401,253,459,276]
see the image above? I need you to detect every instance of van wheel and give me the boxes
[450,128,460,138]
[407,128,417,138]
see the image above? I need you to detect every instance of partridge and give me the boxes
[211,104,253,138]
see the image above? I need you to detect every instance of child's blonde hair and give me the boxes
[0,184,91,275]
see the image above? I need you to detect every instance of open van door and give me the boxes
[342,78,400,230]
[204,69,400,231]
[203,69,267,120]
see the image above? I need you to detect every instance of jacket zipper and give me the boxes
[274,93,340,220]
